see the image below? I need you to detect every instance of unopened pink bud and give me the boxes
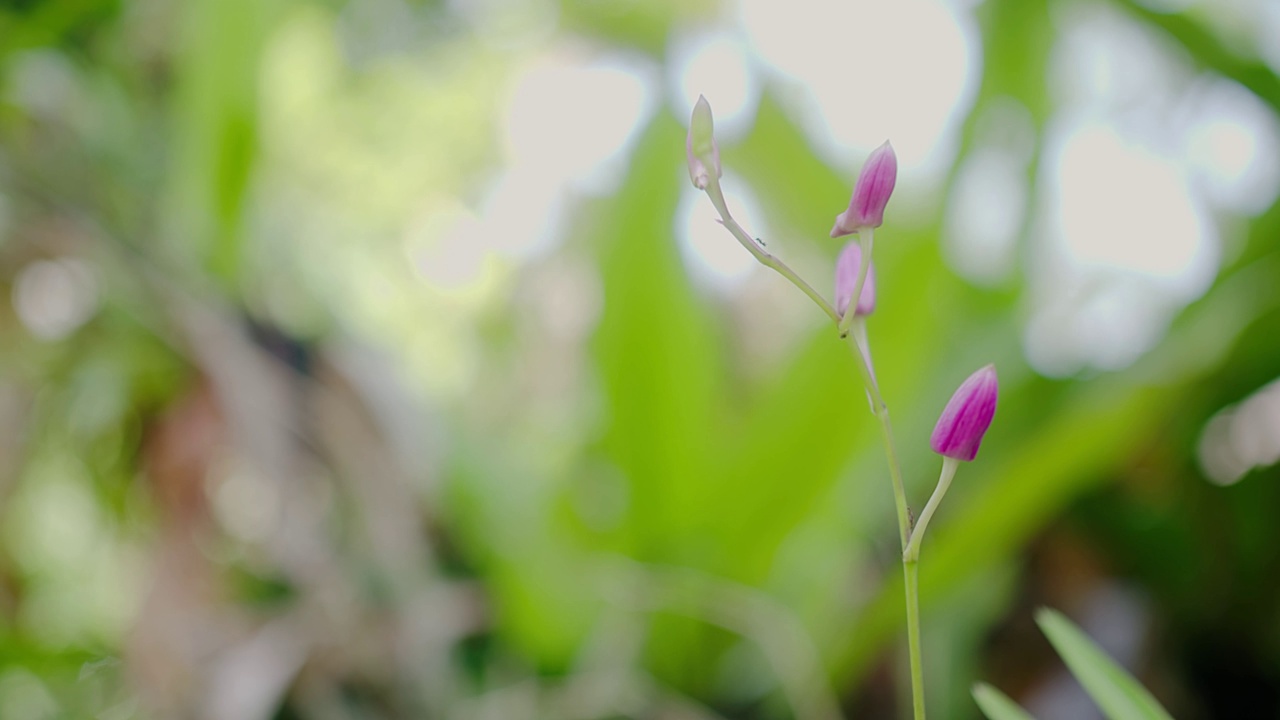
[686,95,721,189]
[831,141,897,237]
[930,364,998,462]
[834,241,876,318]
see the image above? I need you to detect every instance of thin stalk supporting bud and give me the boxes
[687,96,841,324]
[903,364,999,720]
[905,364,1000,562]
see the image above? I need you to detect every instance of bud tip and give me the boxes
[930,364,998,462]
[686,95,720,189]
[831,140,898,238]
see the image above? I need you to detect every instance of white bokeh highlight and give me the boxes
[1199,377,1280,486]
[503,51,659,197]
[677,171,767,291]
[1017,4,1280,376]
[738,0,977,179]
[12,258,100,342]
[944,147,1028,285]
[415,48,660,292]
[669,29,760,141]
[1181,78,1280,216]
[1057,125,1212,282]
[1025,118,1218,376]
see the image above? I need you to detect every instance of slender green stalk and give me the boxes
[699,182,920,719]
[851,320,925,720]
[899,458,959,720]
[702,178,841,324]
[699,182,910,550]
[837,229,874,337]
[904,458,959,563]
[903,559,925,720]
[849,320,910,551]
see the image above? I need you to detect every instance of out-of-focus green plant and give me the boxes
[973,683,1034,720]
[4,0,1280,717]
[974,609,1174,720]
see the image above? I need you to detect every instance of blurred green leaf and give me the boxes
[591,112,725,561]
[1036,608,1174,720]
[973,682,1036,720]
[0,0,118,57]
[588,111,731,689]
[974,0,1052,123]
[1113,0,1280,114]
[166,0,282,286]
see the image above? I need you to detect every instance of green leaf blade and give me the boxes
[973,682,1037,720]
[1036,608,1174,720]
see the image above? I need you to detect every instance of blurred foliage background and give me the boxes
[1,0,1280,717]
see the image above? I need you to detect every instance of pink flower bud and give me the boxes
[686,95,721,189]
[834,241,876,318]
[930,364,998,462]
[830,141,897,237]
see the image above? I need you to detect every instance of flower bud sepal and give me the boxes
[686,95,722,190]
[837,229,875,337]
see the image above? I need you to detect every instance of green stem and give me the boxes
[697,185,906,545]
[848,320,911,552]
[904,559,925,720]
[837,229,874,337]
[851,319,923,720]
[702,178,841,325]
[904,457,959,563]
[700,181,918,719]
[899,458,959,720]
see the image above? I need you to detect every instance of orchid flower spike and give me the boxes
[930,364,998,462]
[834,241,876,318]
[831,140,897,238]
[686,95,721,190]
